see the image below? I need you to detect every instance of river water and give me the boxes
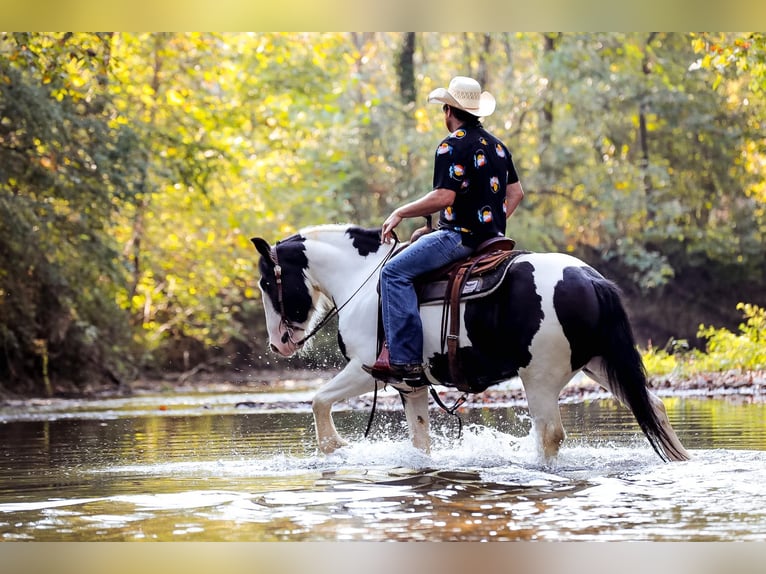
[1,382,765,542]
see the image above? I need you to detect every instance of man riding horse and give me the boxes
[249,76,689,461]
[367,75,525,385]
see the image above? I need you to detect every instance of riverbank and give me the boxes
[2,367,764,406]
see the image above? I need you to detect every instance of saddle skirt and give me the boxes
[414,237,522,305]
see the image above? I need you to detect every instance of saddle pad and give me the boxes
[416,251,522,305]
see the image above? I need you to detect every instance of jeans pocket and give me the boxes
[437,231,472,261]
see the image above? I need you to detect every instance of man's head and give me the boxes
[428,76,496,118]
[442,103,480,128]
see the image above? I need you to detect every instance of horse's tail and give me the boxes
[591,277,689,462]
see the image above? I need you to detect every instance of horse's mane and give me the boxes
[291,224,362,353]
[299,224,385,255]
[298,223,354,241]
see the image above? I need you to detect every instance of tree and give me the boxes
[0,32,139,392]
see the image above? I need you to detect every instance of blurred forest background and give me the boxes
[1,32,764,395]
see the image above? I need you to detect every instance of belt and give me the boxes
[439,225,472,234]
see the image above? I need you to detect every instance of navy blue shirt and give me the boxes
[433,121,519,248]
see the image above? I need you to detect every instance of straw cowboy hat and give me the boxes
[427,76,496,117]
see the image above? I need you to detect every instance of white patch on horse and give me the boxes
[523,253,589,368]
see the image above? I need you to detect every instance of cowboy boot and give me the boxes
[363,343,425,385]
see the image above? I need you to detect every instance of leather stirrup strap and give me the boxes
[447,264,469,390]
[445,249,511,392]
[446,252,491,392]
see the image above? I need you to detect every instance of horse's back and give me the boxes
[512,251,593,278]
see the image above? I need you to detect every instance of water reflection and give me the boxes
[1,395,765,541]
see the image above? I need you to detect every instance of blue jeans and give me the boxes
[381,229,473,366]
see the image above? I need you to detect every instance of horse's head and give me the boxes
[252,224,386,357]
[251,234,317,357]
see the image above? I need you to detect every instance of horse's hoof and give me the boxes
[318,437,348,455]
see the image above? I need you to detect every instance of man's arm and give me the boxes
[381,188,456,243]
[505,181,524,219]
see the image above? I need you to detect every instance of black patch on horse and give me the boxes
[337,331,350,362]
[553,266,604,371]
[427,260,543,392]
[346,226,382,257]
[257,234,313,324]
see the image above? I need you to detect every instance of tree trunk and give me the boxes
[638,32,658,221]
[477,33,491,87]
[396,32,416,109]
[539,33,560,183]
[127,34,165,314]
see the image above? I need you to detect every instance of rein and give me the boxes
[269,231,469,440]
[270,234,399,348]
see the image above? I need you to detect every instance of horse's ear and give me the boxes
[250,237,272,261]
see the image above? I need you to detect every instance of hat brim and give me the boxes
[428,87,496,117]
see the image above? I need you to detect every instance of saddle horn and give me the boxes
[410,214,435,243]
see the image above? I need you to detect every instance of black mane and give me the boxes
[345,226,382,257]
[258,234,313,324]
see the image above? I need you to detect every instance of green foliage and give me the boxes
[0,33,139,393]
[696,303,766,370]
[643,303,766,377]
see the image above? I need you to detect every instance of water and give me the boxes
[1,387,765,541]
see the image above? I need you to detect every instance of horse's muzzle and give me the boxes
[269,336,301,357]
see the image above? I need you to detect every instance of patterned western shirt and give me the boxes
[433,121,519,248]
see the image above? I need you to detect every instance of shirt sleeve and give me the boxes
[432,138,468,193]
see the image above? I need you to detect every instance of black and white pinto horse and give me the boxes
[251,224,689,463]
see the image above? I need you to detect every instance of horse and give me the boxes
[250,223,689,463]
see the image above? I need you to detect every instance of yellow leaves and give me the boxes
[414,107,434,134]
[746,179,766,205]
[341,52,358,66]
[631,112,662,132]
[166,89,185,106]
[692,36,706,54]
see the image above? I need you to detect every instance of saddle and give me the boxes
[375,222,524,393]
[415,236,521,392]
[414,236,518,305]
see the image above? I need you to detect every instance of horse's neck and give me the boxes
[302,232,387,301]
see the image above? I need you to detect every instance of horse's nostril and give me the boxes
[270,344,279,353]
[281,332,290,344]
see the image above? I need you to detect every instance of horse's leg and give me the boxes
[583,358,690,461]
[312,360,374,454]
[518,364,573,461]
[398,385,431,453]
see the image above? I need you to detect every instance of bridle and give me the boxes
[269,244,307,347]
[268,235,399,348]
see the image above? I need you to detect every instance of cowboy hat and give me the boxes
[427,76,496,117]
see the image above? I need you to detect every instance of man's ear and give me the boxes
[250,237,273,261]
